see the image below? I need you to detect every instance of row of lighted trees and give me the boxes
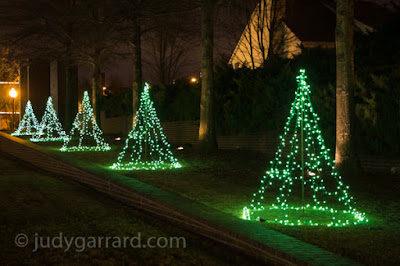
[0,0,223,150]
[12,84,181,170]
[0,0,358,179]
[11,71,367,227]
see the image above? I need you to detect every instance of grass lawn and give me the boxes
[19,137,400,264]
[0,152,259,265]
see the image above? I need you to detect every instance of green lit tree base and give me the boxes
[31,136,67,143]
[11,131,38,137]
[60,145,111,152]
[110,83,181,171]
[61,91,111,152]
[110,161,182,171]
[243,69,367,227]
[243,205,366,227]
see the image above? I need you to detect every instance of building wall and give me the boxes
[20,61,50,118]
[282,24,302,59]
[302,41,335,49]
[100,114,279,155]
[52,61,68,127]
[100,112,133,136]
[229,0,302,69]
[19,64,28,122]
[19,60,76,129]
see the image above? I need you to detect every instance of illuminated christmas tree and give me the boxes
[11,100,40,136]
[242,69,367,227]
[31,97,67,142]
[110,83,181,170]
[61,91,110,152]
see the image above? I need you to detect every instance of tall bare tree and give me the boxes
[120,0,202,124]
[131,6,142,124]
[0,48,20,119]
[74,0,122,126]
[0,0,123,128]
[335,0,358,176]
[142,16,195,84]
[119,0,147,125]
[198,0,220,149]
[0,0,84,130]
[0,48,19,83]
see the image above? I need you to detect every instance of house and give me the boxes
[229,0,397,69]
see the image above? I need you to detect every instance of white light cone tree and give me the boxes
[11,100,40,136]
[31,96,67,142]
[61,91,110,152]
[110,83,181,170]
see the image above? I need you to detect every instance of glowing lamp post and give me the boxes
[9,88,17,130]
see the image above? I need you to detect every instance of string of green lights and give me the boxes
[60,91,110,152]
[11,100,40,136]
[31,96,67,142]
[243,69,368,227]
[110,83,181,170]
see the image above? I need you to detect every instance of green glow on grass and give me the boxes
[11,100,40,136]
[61,91,110,152]
[243,69,368,227]
[110,83,181,170]
[31,96,67,142]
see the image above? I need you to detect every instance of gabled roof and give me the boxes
[285,0,336,43]
[284,0,398,43]
[353,1,398,28]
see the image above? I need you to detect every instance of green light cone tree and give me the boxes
[31,96,67,142]
[110,83,181,170]
[242,69,367,227]
[61,91,110,152]
[11,100,40,136]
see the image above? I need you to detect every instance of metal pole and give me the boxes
[144,108,148,161]
[12,97,15,130]
[301,90,305,214]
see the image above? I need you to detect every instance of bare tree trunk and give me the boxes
[65,62,78,132]
[247,13,256,69]
[335,0,358,176]
[258,0,267,61]
[92,61,101,127]
[132,17,142,125]
[198,0,218,150]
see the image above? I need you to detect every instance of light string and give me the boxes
[31,96,67,142]
[243,69,367,227]
[11,100,40,136]
[61,91,111,152]
[110,83,181,170]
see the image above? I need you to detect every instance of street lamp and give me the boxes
[9,88,17,130]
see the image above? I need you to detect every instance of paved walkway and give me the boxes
[101,171,360,265]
